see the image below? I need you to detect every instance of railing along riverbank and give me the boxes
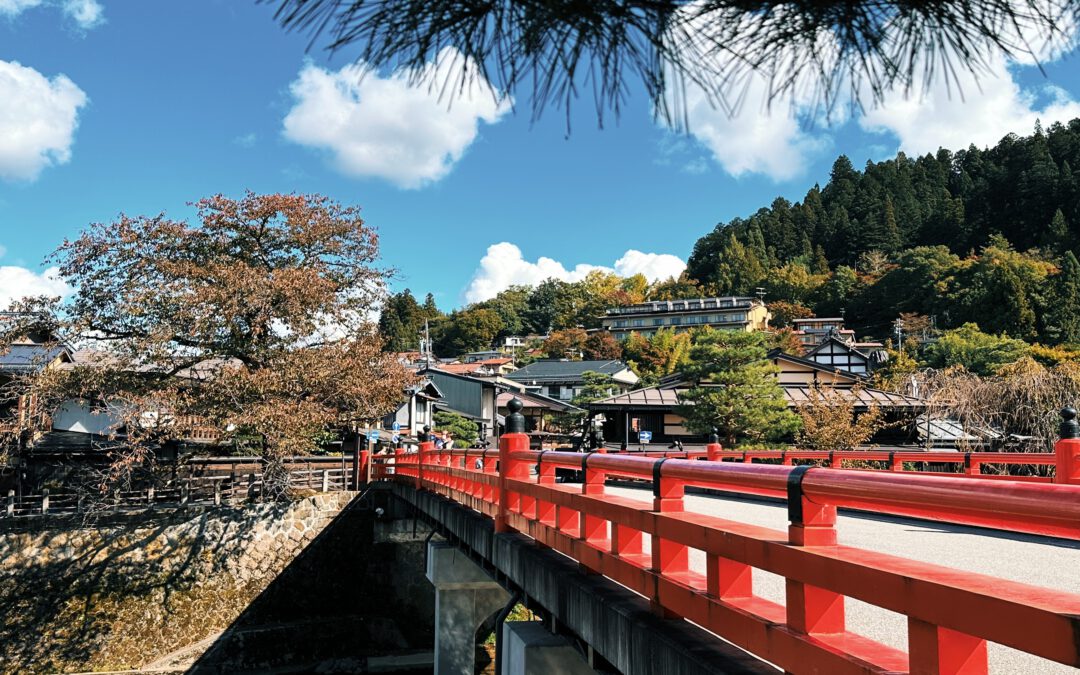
[2,454,380,519]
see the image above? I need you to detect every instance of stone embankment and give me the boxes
[0,491,384,674]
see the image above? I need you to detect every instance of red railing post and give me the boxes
[908,619,988,675]
[581,452,607,549]
[706,429,722,462]
[785,466,845,640]
[1055,406,1080,484]
[496,399,529,533]
[650,458,688,617]
[359,449,369,486]
[417,425,432,491]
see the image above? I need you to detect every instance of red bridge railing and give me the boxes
[376,405,1080,675]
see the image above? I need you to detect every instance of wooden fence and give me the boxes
[1,456,361,519]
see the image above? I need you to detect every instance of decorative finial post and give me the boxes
[1055,406,1080,484]
[506,398,526,434]
[1061,407,1078,440]
[420,425,430,442]
[706,427,722,462]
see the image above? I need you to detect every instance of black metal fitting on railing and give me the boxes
[786,465,814,525]
[580,452,594,472]
[535,450,549,476]
[652,458,670,498]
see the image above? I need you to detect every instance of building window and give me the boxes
[632,319,644,327]
[673,303,685,310]
[670,317,682,325]
[653,318,665,326]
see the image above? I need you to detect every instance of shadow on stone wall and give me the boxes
[186,487,435,673]
[0,489,434,674]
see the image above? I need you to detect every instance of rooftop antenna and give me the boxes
[755,287,766,302]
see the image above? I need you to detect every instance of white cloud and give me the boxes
[0,265,70,308]
[860,51,1080,155]
[658,6,838,181]
[61,0,103,30]
[0,0,40,16]
[0,0,104,29]
[656,2,1080,179]
[283,48,510,188]
[675,86,831,181]
[463,242,686,303]
[0,60,87,182]
[613,250,686,281]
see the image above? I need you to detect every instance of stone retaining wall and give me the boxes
[0,492,356,674]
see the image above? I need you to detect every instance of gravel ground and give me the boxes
[604,485,1080,675]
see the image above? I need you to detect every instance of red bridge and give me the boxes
[369,402,1080,675]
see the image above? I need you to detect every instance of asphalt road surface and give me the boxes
[604,485,1080,674]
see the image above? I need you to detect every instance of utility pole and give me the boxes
[894,317,904,352]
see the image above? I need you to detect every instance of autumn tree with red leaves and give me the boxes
[6,192,412,497]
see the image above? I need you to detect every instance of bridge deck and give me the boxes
[606,484,1080,675]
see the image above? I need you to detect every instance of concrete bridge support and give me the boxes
[426,540,509,674]
[501,621,595,675]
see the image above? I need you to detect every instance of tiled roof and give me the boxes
[589,382,924,410]
[497,390,581,413]
[436,363,491,375]
[0,344,68,373]
[507,359,630,382]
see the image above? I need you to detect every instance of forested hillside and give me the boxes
[687,120,1080,343]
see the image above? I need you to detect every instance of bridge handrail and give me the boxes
[375,435,1080,674]
[494,448,1080,539]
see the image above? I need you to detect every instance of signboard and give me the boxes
[392,421,400,432]
[369,430,381,442]
[638,430,652,443]
[392,434,400,444]
[631,418,640,431]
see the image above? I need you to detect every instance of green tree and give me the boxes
[622,328,691,385]
[648,273,703,300]
[676,330,799,445]
[433,410,479,448]
[521,278,568,334]
[713,234,766,295]
[922,323,1030,376]
[378,289,425,352]
[433,308,503,355]
[1047,251,1080,344]
[1044,209,1071,254]
[571,371,618,406]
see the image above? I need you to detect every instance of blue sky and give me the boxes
[3,1,1080,311]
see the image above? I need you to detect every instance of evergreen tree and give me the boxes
[812,245,831,275]
[1048,251,1080,344]
[422,293,440,319]
[378,289,424,352]
[676,331,799,446]
[1044,209,1070,254]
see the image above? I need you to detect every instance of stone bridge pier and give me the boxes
[425,540,595,675]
